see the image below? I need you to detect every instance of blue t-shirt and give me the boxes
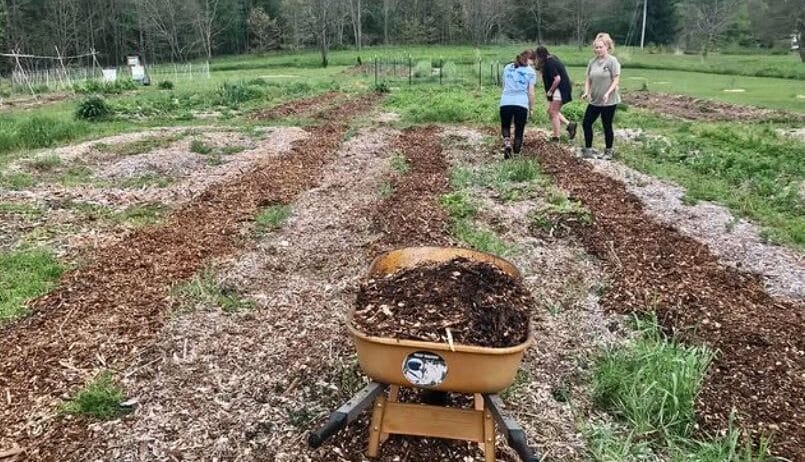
[500,63,536,109]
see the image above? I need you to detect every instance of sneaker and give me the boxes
[502,138,512,159]
[601,148,614,160]
[549,136,561,143]
[567,122,577,140]
[581,147,596,159]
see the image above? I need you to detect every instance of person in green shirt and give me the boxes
[581,32,621,160]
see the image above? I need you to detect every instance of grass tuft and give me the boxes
[255,205,291,235]
[62,372,126,419]
[172,266,254,313]
[0,247,64,323]
[593,316,712,439]
[453,220,512,256]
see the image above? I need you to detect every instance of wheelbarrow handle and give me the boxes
[506,428,541,462]
[308,382,388,449]
[308,412,347,449]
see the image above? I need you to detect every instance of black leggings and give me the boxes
[582,104,617,149]
[500,105,528,153]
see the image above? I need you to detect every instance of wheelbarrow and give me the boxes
[309,246,542,462]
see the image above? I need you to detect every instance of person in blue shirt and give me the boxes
[499,50,536,158]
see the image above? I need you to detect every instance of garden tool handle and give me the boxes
[308,382,388,449]
[507,429,541,462]
[308,412,347,448]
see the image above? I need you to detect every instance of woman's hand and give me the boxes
[581,92,589,100]
[602,92,610,104]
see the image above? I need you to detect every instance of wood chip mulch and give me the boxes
[251,91,346,120]
[369,125,454,254]
[622,91,805,122]
[0,93,383,461]
[529,135,805,460]
[353,257,532,348]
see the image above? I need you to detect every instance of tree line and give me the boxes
[1,0,803,69]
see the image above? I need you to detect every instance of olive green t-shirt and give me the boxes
[586,55,621,106]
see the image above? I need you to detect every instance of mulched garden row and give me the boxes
[529,134,804,460]
[354,257,533,348]
[622,91,805,123]
[0,93,383,461]
[251,91,346,120]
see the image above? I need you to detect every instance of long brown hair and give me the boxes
[534,46,550,70]
[513,49,534,68]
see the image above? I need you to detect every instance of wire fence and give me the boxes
[3,60,210,93]
[357,57,508,87]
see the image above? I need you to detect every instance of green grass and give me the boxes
[210,45,803,80]
[0,247,64,322]
[593,317,712,438]
[172,266,254,313]
[27,154,63,171]
[588,316,772,461]
[190,139,214,155]
[592,316,721,456]
[390,151,410,174]
[116,204,168,228]
[453,220,512,256]
[618,123,804,249]
[440,191,477,220]
[103,134,182,157]
[0,171,35,189]
[255,205,291,235]
[531,188,593,236]
[62,372,127,419]
[120,174,174,189]
[0,201,43,217]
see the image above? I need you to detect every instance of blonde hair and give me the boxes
[594,32,615,51]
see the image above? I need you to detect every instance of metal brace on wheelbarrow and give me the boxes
[309,381,542,462]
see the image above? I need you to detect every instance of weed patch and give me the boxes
[255,205,291,235]
[620,123,805,248]
[593,317,712,440]
[0,247,64,322]
[439,191,477,220]
[172,266,254,313]
[530,189,593,238]
[390,151,410,174]
[62,372,127,419]
[453,220,513,256]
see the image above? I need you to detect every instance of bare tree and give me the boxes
[135,0,196,61]
[48,0,80,55]
[461,0,504,45]
[192,0,224,59]
[528,0,546,44]
[381,0,399,44]
[347,0,363,49]
[681,0,742,55]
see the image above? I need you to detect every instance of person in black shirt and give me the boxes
[535,46,577,142]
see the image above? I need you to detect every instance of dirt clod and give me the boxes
[354,257,533,348]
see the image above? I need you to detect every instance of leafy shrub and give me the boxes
[215,81,263,106]
[374,81,391,93]
[413,60,432,78]
[75,95,112,121]
[158,80,175,90]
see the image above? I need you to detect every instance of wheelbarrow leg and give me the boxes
[484,394,542,462]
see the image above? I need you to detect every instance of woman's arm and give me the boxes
[603,74,620,104]
[582,73,591,100]
[528,81,535,116]
[547,75,561,94]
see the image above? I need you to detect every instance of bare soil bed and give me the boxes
[530,134,805,460]
[623,91,805,122]
[354,257,533,347]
